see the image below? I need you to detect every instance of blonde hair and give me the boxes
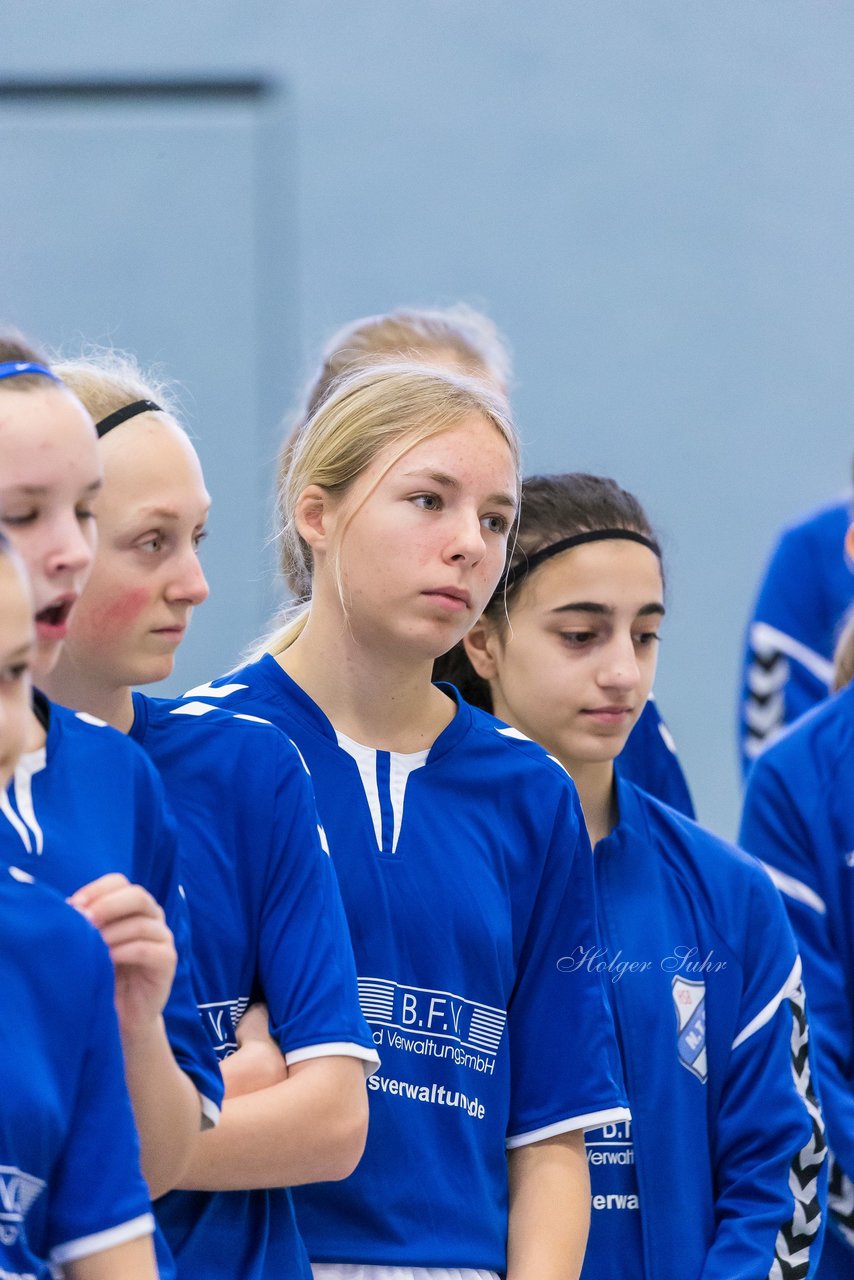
[282,305,512,596]
[301,304,511,424]
[53,349,184,430]
[258,359,520,658]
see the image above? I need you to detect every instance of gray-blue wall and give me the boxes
[4,2,854,837]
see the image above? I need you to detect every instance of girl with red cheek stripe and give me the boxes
[43,350,376,1280]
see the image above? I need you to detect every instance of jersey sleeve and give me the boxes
[699,865,826,1278]
[47,924,155,1266]
[739,528,834,778]
[133,756,224,1126]
[259,734,378,1069]
[617,699,695,818]
[740,753,854,1251]
[505,781,628,1146]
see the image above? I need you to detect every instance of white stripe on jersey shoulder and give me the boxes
[183,679,249,699]
[335,732,428,854]
[7,864,35,884]
[171,700,218,717]
[750,621,834,686]
[732,955,802,1050]
[497,725,530,741]
[75,710,108,727]
[169,700,272,727]
[496,725,569,775]
[760,862,827,916]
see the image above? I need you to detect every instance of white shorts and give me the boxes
[312,1267,499,1280]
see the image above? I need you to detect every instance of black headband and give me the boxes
[95,398,162,438]
[496,528,661,597]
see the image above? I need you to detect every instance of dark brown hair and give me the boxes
[433,472,660,710]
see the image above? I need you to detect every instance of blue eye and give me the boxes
[412,494,442,511]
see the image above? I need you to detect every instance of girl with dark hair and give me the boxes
[436,472,827,1279]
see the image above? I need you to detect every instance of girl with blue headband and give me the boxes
[0,333,223,1280]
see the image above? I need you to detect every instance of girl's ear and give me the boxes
[463,619,501,680]
[294,485,333,552]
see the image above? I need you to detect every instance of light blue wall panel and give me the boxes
[0,80,294,691]
[4,2,854,834]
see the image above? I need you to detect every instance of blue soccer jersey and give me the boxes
[740,681,854,1270]
[0,695,223,1280]
[127,691,377,1280]
[185,657,629,1273]
[0,864,154,1278]
[739,498,854,778]
[616,697,695,818]
[581,778,825,1279]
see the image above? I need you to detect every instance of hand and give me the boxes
[221,1002,288,1099]
[69,874,177,1036]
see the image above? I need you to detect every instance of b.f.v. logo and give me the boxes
[672,977,707,1083]
[0,1166,46,1245]
[198,996,250,1057]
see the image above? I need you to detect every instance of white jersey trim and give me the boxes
[199,1092,221,1130]
[286,1040,380,1077]
[312,1266,499,1280]
[750,621,834,686]
[505,1104,632,1148]
[732,955,802,1050]
[49,1211,155,1264]
[4,748,47,855]
[760,862,827,916]
[183,680,249,699]
[335,733,428,854]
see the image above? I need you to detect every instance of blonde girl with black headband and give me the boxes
[41,350,376,1280]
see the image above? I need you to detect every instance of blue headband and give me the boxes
[0,361,61,384]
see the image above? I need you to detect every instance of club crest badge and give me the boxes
[672,977,707,1083]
